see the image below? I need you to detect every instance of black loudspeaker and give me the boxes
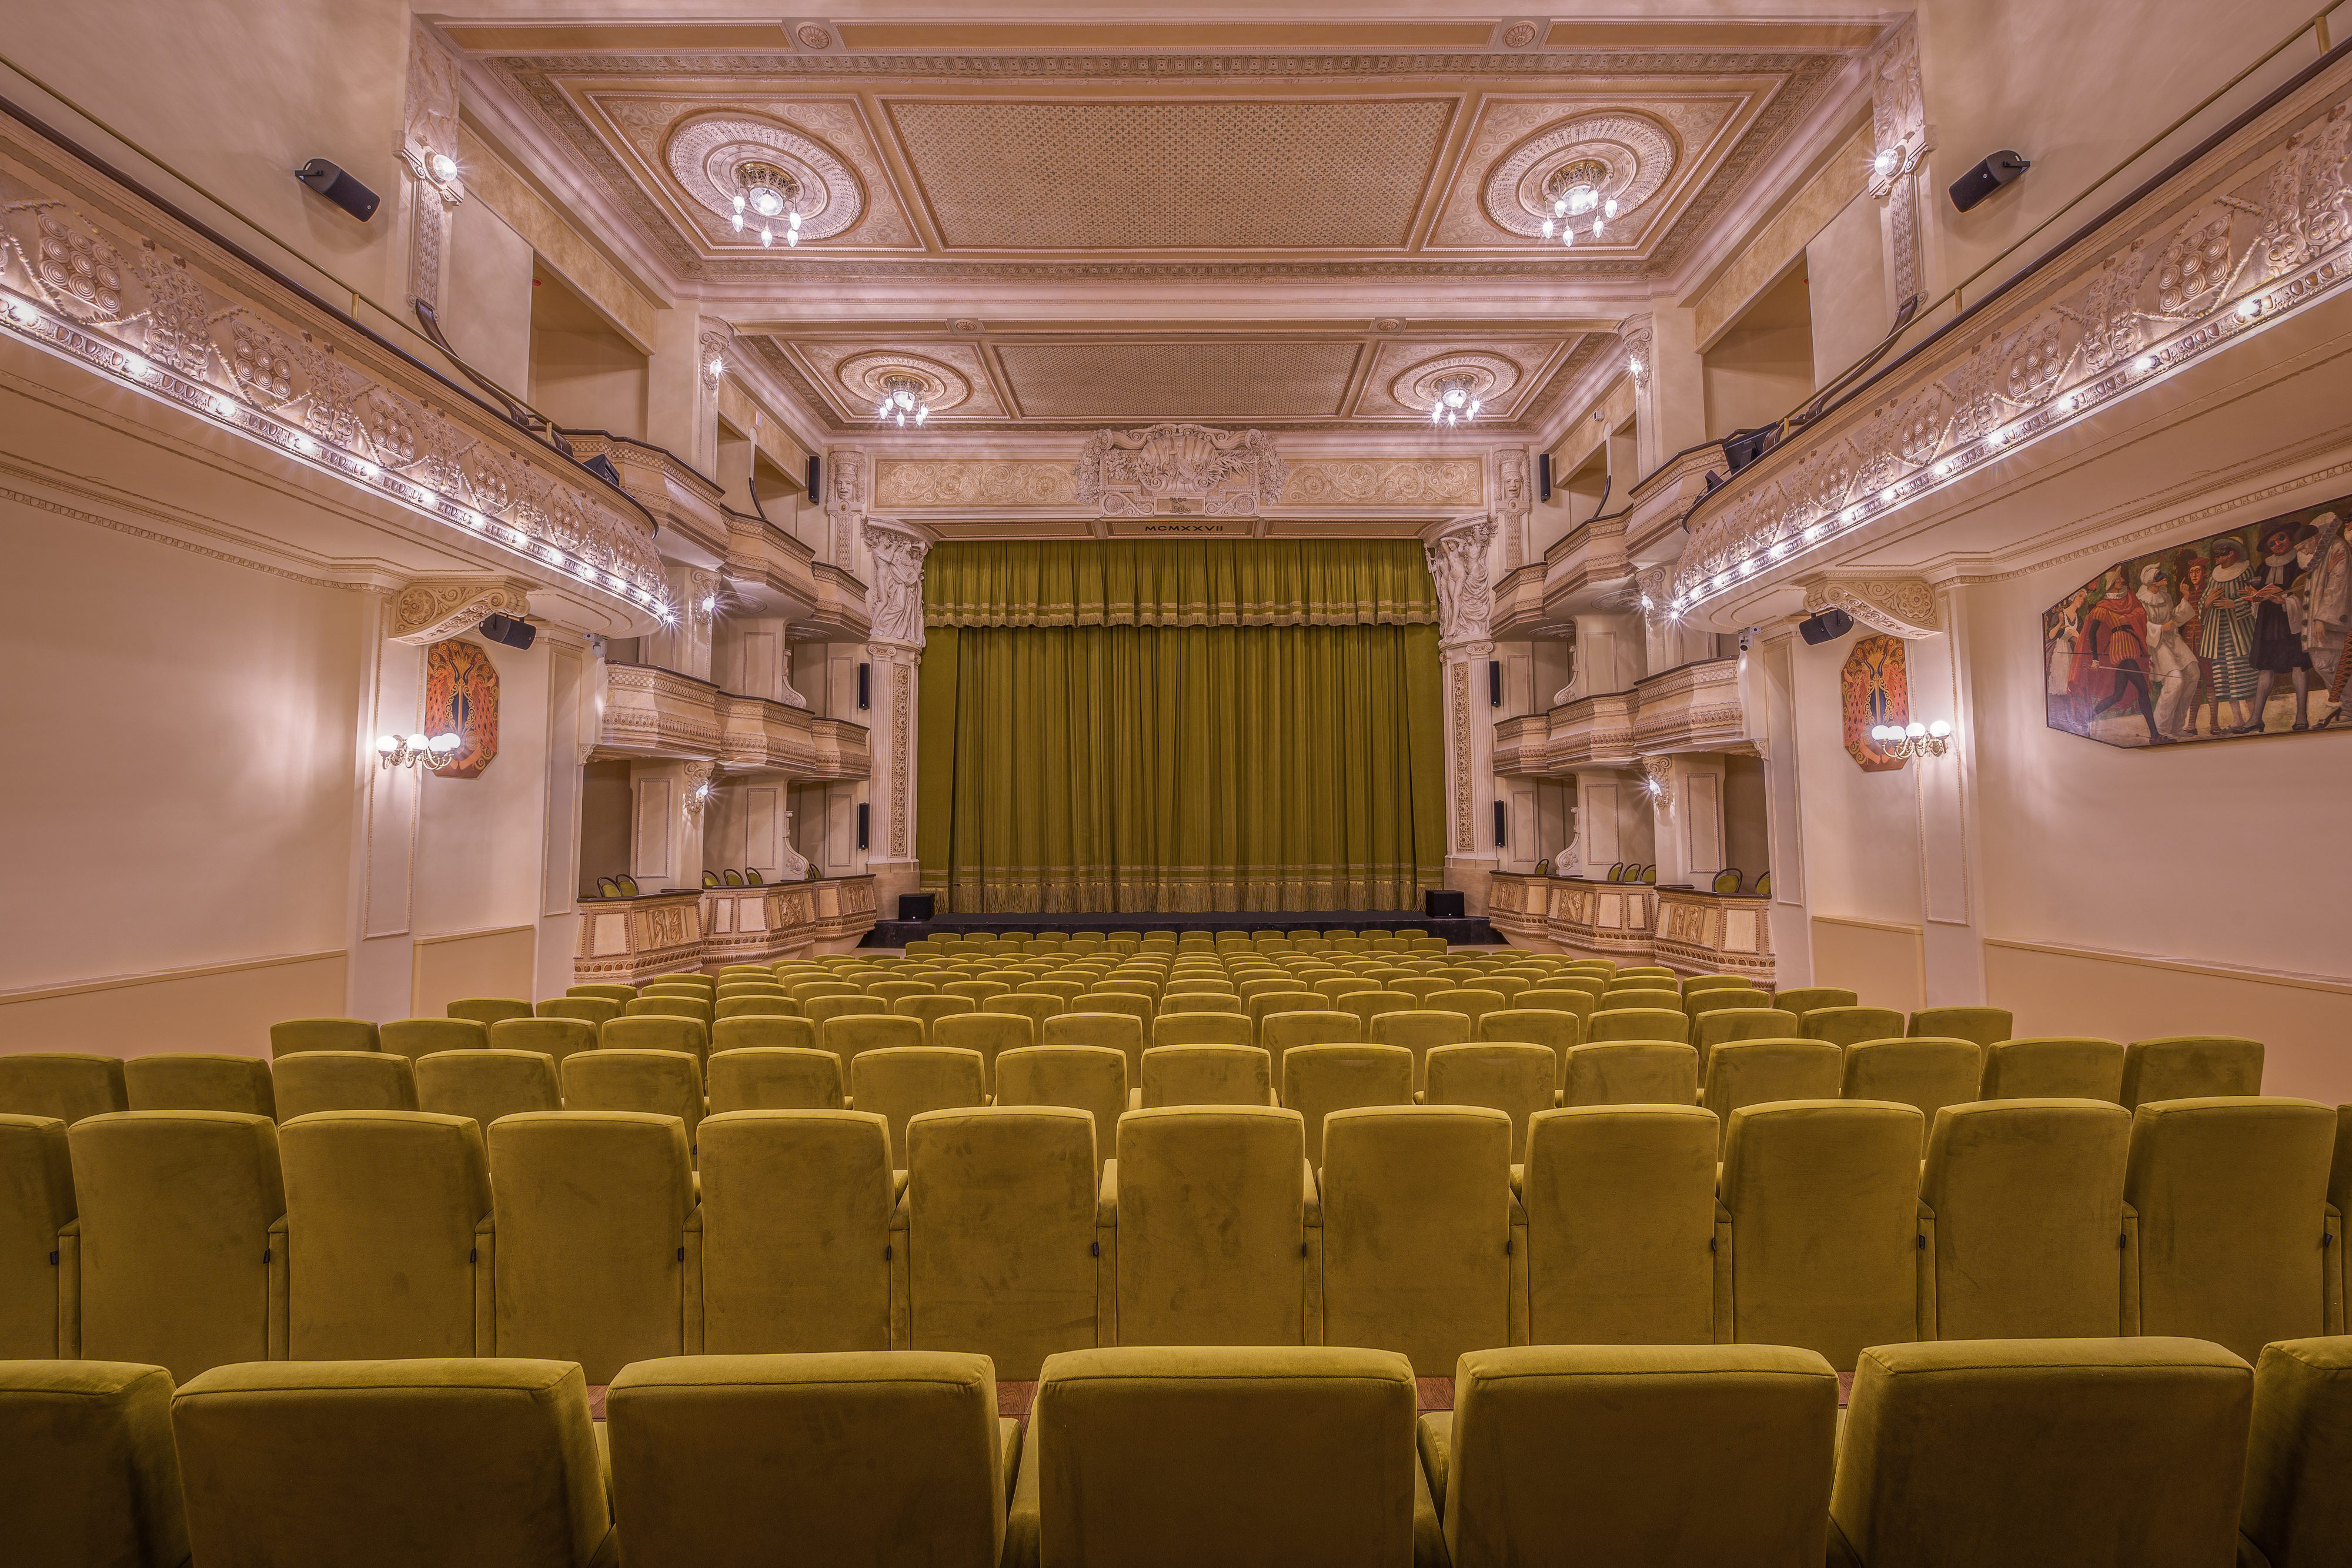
[1492,800,1508,848]
[897,894,936,921]
[294,158,380,222]
[1488,660,1502,707]
[856,803,870,851]
[856,662,870,710]
[1536,452,1552,502]
[581,452,623,489]
[1424,890,1466,920]
[1798,607,1856,646]
[1723,424,1783,474]
[476,612,536,651]
[1949,150,2031,213]
[807,454,821,498]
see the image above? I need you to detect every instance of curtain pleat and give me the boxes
[923,537,1439,627]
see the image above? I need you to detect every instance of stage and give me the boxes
[866,910,1502,948]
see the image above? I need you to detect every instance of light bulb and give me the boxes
[1431,406,1444,425]
[1591,216,1605,238]
[760,225,773,248]
[788,210,801,229]
[1604,197,1618,219]
[732,212,744,232]
[1927,720,1952,738]
[733,194,746,212]
[914,405,927,424]
[878,402,891,419]
[1880,486,1898,504]
[2134,354,2157,372]
[2238,296,2263,319]
[1906,721,1926,738]
[1467,399,1481,417]
[707,356,724,380]
[749,187,784,218]
[120,351,148,378]
[1541,218,1553,238]
[1553,197,1567,216]
[430,732,461,753]
[786,229,797,246]
[406,733,429,751]
[429,152,458,185]
[1874,147,1899,177]
[1561,227,1573,249]
[376,734,398,754]
[700,596,717,613]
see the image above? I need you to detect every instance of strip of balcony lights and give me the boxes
[1668,249,2346,616]
[0,289,674,625]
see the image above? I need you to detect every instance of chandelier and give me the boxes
[731,161,802,248]
[1428,372,1481,428]
[875,373,930,427]
[376,731,463,771]
[1539,159,1618,248]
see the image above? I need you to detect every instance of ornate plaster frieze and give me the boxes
[863,516,933,648]
[389,578,535,645]
[873,459,1078,510]
[1492,446,1533,571]
[1425,513,1498,647]
[1867,17,1929,302]
[1074,424,1284,517]
[1276,457,1482,509]
[1803,576,1942,638]
[0,121,667,624]
[663,111,866,244]
[1673,66,2352,610]
[399,23,465,316]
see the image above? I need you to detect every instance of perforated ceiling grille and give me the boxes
[996,342,1362,419]
[888,98,1454,249]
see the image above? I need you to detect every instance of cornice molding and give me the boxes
[389,577,537,644]
[1801,575,1940,638]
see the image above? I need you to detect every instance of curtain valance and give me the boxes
[921,539,1438,628]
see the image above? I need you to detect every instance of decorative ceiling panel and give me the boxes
[993,340,1364,419]
[886,98,1454,249]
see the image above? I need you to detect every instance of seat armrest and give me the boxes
[472,1212,496,1356]
[1095,1158,1119,1227]
[2119,1199,2140,1335]
[267,1213,289,1360]
[1127,1088,1142,1112]
[681,1206,704,1354]
[2324,1202,2343,1335]
[55,1216,80,1358]
[893,1168,909,1203]
[1301,1158,1322,1227]
[1003,1405,1044,1568]
[1915,1200,1937,1341]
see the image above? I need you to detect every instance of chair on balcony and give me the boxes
[701,871,721,888]
[596,877,621,897]
[1606,863,1626,882]
[616,875,640,895]
[723,869,744,887]
[1710,868,1744,894]
[745,868,764,885]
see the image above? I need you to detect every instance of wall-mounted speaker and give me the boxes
[806,454,821,498]
[897,894,936,922]
[1797,607,1856,646]
[1949,150,2031,213]
[293,158,379,222]
[1488,660,1502,708]
[1536,452,1552,502]
[856,803,870,851]
[1492,800,1508,848]
[856,661,870,710]
[475,612,536,651]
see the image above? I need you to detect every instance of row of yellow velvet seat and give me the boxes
[6,1097,2344,1390]
[7,1335,2347,1567]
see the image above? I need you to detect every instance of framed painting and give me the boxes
[2043,496,2351,747]
[425,638,500,778]
[1841,634,1912,772]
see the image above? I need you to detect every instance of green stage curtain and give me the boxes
[917,540,1446,914]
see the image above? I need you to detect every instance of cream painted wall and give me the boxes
[1787,626,1925,931]
[529,269,649,439]
[446,196,536,397]
[1701,264,1815,440]
[579,760,634,894]
[1805,192,1889,389]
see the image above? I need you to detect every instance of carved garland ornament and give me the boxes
[1074,424,1284,518]
[390,579,536,645]
[1802,577,1942,639]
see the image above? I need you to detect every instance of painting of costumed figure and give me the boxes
[2043,497,2350,747]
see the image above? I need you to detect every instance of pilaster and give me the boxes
[864,515,934,915]
[1425,513,1500,910]
[347,598,423,1018]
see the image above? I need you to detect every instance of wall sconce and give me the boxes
[377,731,461,770]
[1870,719,1954,758]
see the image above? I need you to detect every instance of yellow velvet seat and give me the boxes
[1260,1009,1362,1072]
[788,979,863,1005]
[124,1053,276,1117]
[268,1018,380,1058]
[1828,1338,2251,1568]
[852,1047,989,1166]
[1841,1038,1982,1151]
[1682,974,1756,999]
[706,1046,844,1112]
[567,983,637,1003]
[1601,987,1682,1015]
[1716,1101,1923,1370]
[1424,1042,1555,1161]
[2122,1036,2266,1108]
[1281,1045,1415,1165]
[896,992,978,1041]
[489,1016,600,1069]
[1589,1006,1690,1045]
[563,1049,704,1152]
[710,1014,817,1058]
[1701,1040,1845,1151]
[2239,1336,2352,1566]
[0,1052,128,1125]
[1686,988,1770,1019]
[1424,988,1506,1035]
[1770,986,1857,1016]
[1110,1106,1311,1347]
[1007,1345,1425,1568]
[0,1360,189,1567]
[713,995,799,1021]
[1909,1005,2013,1048]
[1370,1008,1473,1093]
[1918,1099,2131,1340]
[609,1351,1008,1568]
[1426,1343,1837,1568]
[1319,1105,1515,1376]
[643,977,714,998]
[536,995,621,1027]
[272,1049,417,1120]
[1561,1041,1700,1107]
[1692,1007,1802,1073]
[379,1017,489,1062]
[1044,1011,1148,1086]
[279,1110,493,1357]
[818,1013,923,1078]
[625,995,714,1027]
[906,1106,1103,1378]
[1153,1011,1254,1048]
[944,978,1013,1003]
[996,1045,1127,1179]
[2124,1097,2339,1360]
[172,1358,615,1567]
[1797,1006,1906,1048]
[1140,1045,1274,1109]
[697,1110,893,1352]
[1982,1035,2126,1101]
[1522,1105,1718,1344]
[1475,1007,1581,1086]
[447,997,534,1027]
[1157,989,1242,1015]
[487,1112,697,1383]
[417,1047,563,1130]
[806,995,891,1039]
[69,1111,286,1379]
[936,1011,1034,1089]
[0,1114,76,1356]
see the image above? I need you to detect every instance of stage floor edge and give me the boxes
[867,912,1502,947]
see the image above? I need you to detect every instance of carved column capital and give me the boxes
[680,760,718,820]
[388,578,535,645]
[398,23,465,317]
[699,326,732,387]
[1802,574,1943,638]
[1619,317,1655,386]
[1637,754,1677,817]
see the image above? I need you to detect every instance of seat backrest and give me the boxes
[1141,1045,1272,1109]
[710,1015,818,1058]
[447,998,534,1027]
[1259,1010,1361,1072]
[1561,1042,1700,1108]
[268,1018,381,1059]
[1588,1007,1690,1045]
[561,1049,704,1150]
[907,1106,1100,1380]
[1830,1338,2251,1568]
[278,1111,491,1358]
[994,1047,1126,1179]
[1153,1011,1253,1049]
[1909,1005,2013,1048]
[1475,1008,1581,1085]
[1686,989,1770,1020]
[1797,1006,1906,1048]
[2240,1336,2352,1567]
[416,1048,562,1131]
[713,995,800,1021]
[1319,1105,1512,1376]
[1920,1100,2130,1341]
[1112,1106,1308,1346]
[1689,1007,1803,1075]
[608,1350,1003,1568]
[488,1017,599,1069]
[1043,1011,1148,1085]
[486,1112,694,1384]
[568,983,637,1002]
[1027,1345,1417,1567]
[1841,1038,1982,1152]
[0,1054,127,1125]
[536,996,621,1028]
[1702,1041,1845,1151]
[1368,1009,1473,1092]
[601,1014,711,1068]
[624,995,715,1028]
[68,1111,285,1380]
[706,1047,844,1112]
[1982,1036,2126,1101]
[1769,987,1857,1016]
[816,1013,923,1078]
[1342,989,1420,1034]
[379,1018,490,1063]
[933,1011,1034,1090]
[0,1114,75,1357]
[1718,1101,1924,1370]
[850,1047,988,1166]
[2124,1096,2337,1360]
[1,1360,190,1566]
[2120,1036,2265,1108]
[1521,1105,1719,1346]
[894,993,977,1038]
[125,1054,276,1118]
[1422,1044,1554,1162]
[172,1358,612,1567]
[697,1110,893,1353]
[272,1051,418,1120]
[1445,1343,1836,1568]
[1281,1045,1414,1166]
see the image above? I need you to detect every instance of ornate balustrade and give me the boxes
[718,695,869,778]
[574,875,877,980]
[572,890,705,983]
[1629,658,1747,753]
[1492,657,1748,777]
[599,663,868,778]
[1489,871,1776,982]
[1652,887,1775,982]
